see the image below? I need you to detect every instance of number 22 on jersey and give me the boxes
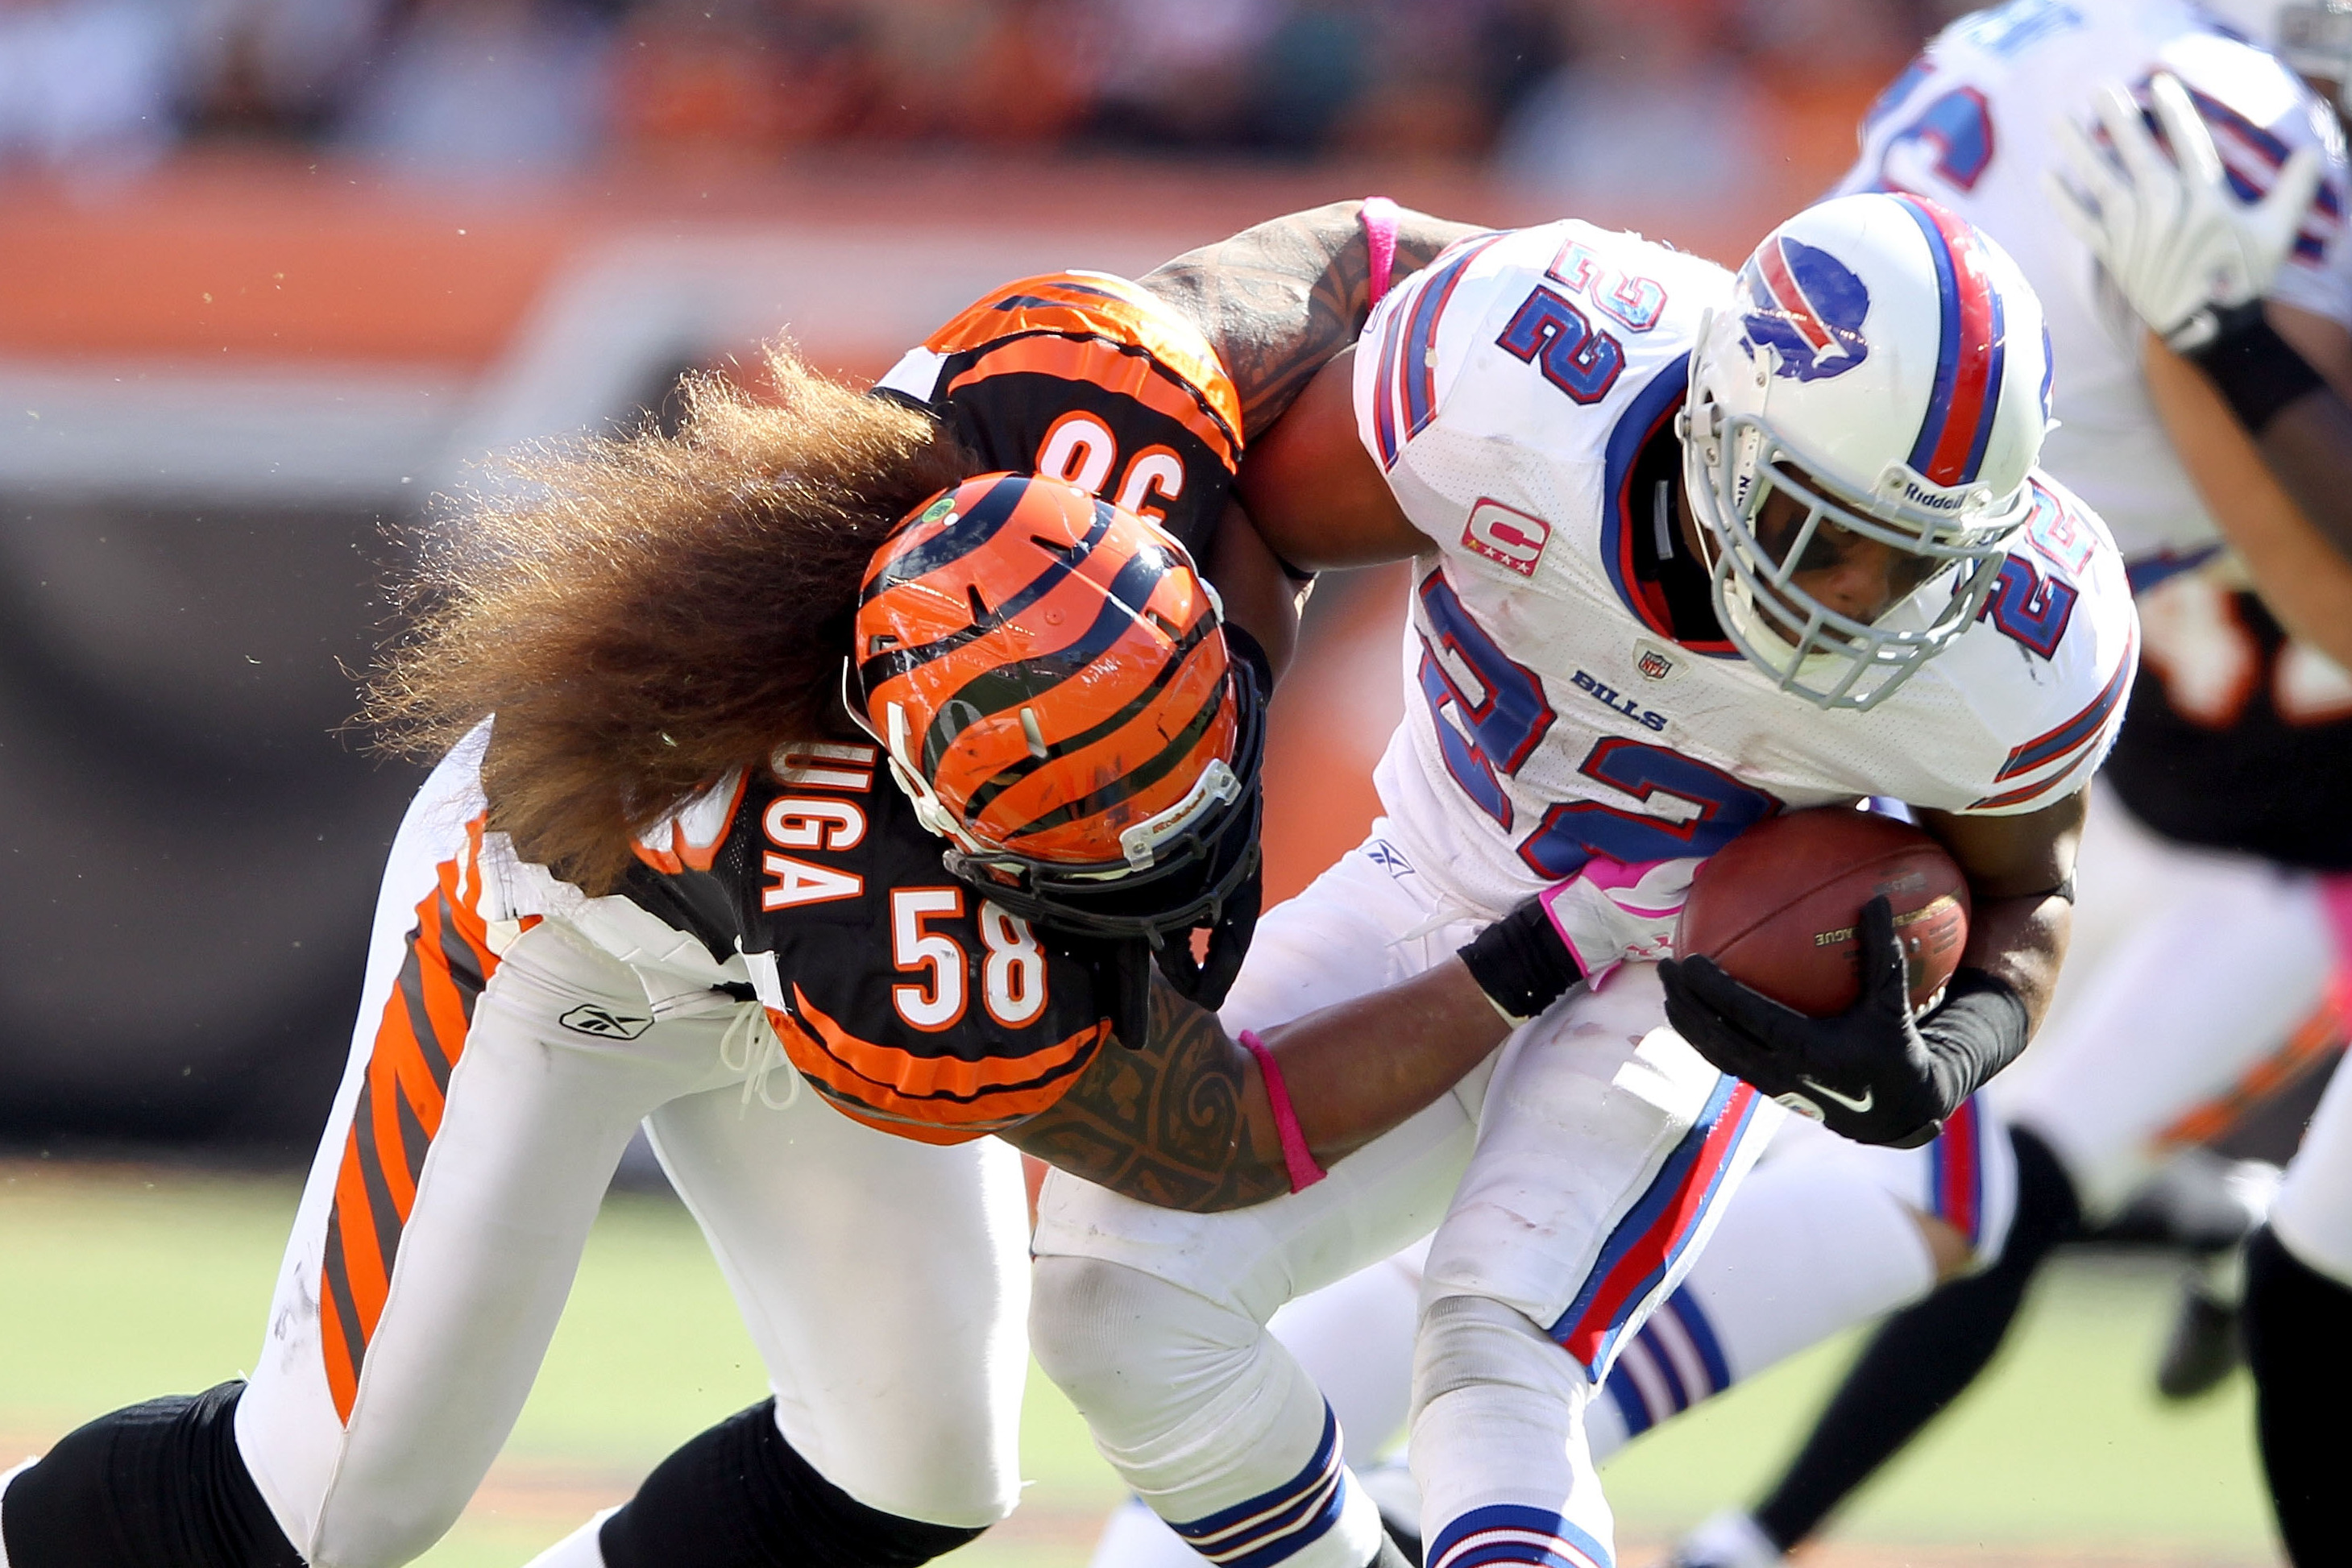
[1416,572,1777,878]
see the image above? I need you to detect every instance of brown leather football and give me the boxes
[1675,807,1970,1018]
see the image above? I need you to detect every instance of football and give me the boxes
[1675,807,1971,1018]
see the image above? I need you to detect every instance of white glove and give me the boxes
[2046,72,2324,350]
[1537,855,1700,991]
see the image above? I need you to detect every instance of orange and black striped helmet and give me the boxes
[850,472,1264,994]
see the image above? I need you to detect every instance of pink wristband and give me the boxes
[1360,196,1400,307]
[1240,1030,1326,1192]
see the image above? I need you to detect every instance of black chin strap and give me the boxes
[1150,847,1263,1013]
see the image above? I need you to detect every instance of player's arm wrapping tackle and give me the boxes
[1661,792,2088,1149]
[1142,199,1488,438]
[1003,860,1685,1212]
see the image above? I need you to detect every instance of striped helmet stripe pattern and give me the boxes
[857,473,1238,867]
[1893,193,2008,488]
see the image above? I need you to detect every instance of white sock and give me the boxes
[1081,1247,1430,1568]
[1268,1245,1425,1468]
[519,1506,620,1567]
[1031,1256,1385,1568]
[1589,1153,1935,1460]
[1412,1293,1616,1568]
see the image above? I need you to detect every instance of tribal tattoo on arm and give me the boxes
[1143,200,1488,438]
[1002,973,1289,1213]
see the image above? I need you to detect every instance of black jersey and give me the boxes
[615,282,1247,1142]
[624,742,1112,1143]
[877,270,1244,563]
[2105,572,2352,869]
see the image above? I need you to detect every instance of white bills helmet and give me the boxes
[2201,0,2352,112]
[1680,191,2054,710]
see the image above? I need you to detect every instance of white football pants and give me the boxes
[2003,786,2343,1221]
[226,749,1028,1568]
[2273,1043,2352,1286]
[2271,874,2352,1288]
[1031,827,1781,1568]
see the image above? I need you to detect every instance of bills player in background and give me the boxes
[1029,189,2134,1568]
[1668,4,2352,1564]
[2060,14,2352,1563]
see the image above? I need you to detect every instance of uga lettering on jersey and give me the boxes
[761,742,876,911]
[1462,499,1550,576]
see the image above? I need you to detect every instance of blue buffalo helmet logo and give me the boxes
[1740,236,1872,383]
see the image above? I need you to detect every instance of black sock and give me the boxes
[2242,1225,2352,1566]
[0,1382,302,1568]
[599,1400,985,1568]
[1752,1126,2080,1550]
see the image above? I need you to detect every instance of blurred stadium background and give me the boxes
[0,0,2308,1562]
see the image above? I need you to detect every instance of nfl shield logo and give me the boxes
[1636,647,1676,682]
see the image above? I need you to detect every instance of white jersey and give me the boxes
[1353,222,2139,912]
[1835,0,2352,562]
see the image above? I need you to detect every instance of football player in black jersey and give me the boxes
[0,203,1690,1568]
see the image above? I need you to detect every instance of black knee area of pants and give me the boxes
[0,1381,302,1568]
[598,1400,985,1568]
[1753,1126,2080,1551]
[2243,1225,2352,1566]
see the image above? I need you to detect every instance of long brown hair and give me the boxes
[365,344,974,894]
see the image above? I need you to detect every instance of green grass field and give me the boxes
[0,1159,2285,1566]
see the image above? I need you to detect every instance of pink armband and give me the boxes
[1359,196,1400,307]
[1240,1030,1326,1192]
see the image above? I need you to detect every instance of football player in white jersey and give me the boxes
[0,209,1678,1568]
[2054,11,2352,1564]
[1027,189,2136,1568]
[1662,5,2352,1563]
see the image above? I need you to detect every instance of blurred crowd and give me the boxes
[0,0,1973,188]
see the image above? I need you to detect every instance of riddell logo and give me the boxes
[560,1004,653,1040]
[1462,500,1549,578]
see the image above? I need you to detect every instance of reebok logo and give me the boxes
[560,1004,653,1040]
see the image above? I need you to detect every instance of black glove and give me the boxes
[1657,896,2030,1149]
